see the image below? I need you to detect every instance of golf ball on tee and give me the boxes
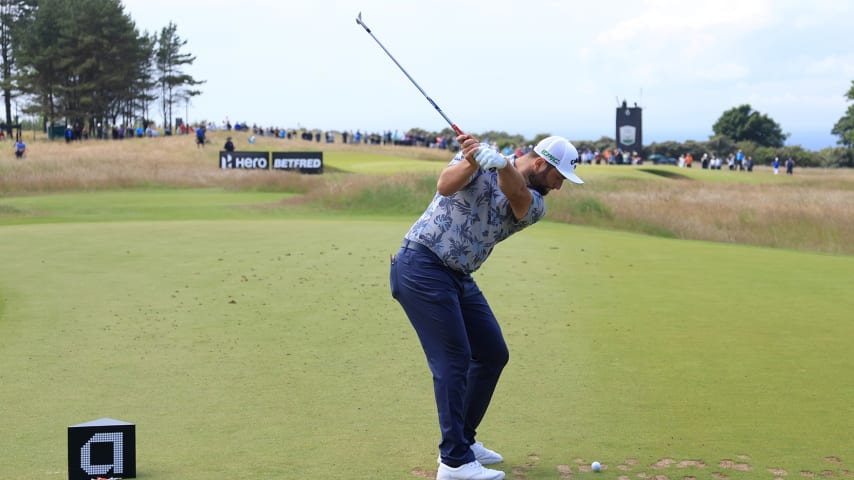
[591,461,601,472]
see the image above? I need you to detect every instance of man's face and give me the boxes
[528,160,565,196]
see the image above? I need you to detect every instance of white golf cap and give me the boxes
[533,136,584,184]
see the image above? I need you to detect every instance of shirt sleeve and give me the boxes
[447,153,480,190]
[513,188,546,229]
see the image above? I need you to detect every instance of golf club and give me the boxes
[355,12,464,135]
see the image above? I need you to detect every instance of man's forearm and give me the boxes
[437,158,478,196]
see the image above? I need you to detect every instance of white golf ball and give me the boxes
[591,461,601,472]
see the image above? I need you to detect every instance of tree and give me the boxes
[646,140,683,159]
[478,130,525,150]
[712,104,787,148]
[816,146,853,168]
[155,22,203,129]
[831,80,854,148]
[0,0,35,136]
[60,0,146,129]
[131,32,158,128]
[14,0,65,127]
[16,0,148,131]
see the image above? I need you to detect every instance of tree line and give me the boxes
[0,0,202,137]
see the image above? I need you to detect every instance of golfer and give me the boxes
[390,133,583,480]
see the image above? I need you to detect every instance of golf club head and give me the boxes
[356,12,370,32]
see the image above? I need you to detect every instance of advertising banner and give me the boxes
[219,151,323,174]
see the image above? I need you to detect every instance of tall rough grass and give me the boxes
[0,132,446,194]
[1,134,252,192]
[546,171,854,254]
[2,133,852,255]
[275,172,436,215]
[287,166,854,254]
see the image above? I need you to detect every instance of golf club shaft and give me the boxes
[356,13,463,135]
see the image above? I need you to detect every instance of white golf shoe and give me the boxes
[437,442,505,466]
[470,441,503,465]
[437,460,505,480]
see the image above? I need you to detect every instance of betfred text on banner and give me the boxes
[271,152,323,174]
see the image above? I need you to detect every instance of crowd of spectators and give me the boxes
[564,146,793,174]
[60,122,169,141]
[13,120,800,175]
[51,118,464,151]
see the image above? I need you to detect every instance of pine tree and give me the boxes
[15,0,156,132]
[156,21,203,130]
[0,0,35,135]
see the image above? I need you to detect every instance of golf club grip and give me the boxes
[452,125,463,135]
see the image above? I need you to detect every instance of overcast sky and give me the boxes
[123,0,854,150]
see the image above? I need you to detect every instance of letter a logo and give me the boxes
[80,432,124,475]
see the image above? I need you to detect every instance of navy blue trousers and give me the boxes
[390,242,509,467]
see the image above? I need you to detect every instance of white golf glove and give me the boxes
[475,146,507,170]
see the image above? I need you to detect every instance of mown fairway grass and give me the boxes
[1,201,853,480]
[0,189,291,224]
[1,138,853,479]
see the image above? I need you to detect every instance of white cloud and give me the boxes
[595,0,773,46]
[807,54,854,77]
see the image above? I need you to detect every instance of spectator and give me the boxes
[773,156,780,175]
[786,157,794,175]
[224,136,235,152]
[14,136,26,158]
[196,125,206,147]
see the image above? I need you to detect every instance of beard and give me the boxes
[527,170,551,196]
